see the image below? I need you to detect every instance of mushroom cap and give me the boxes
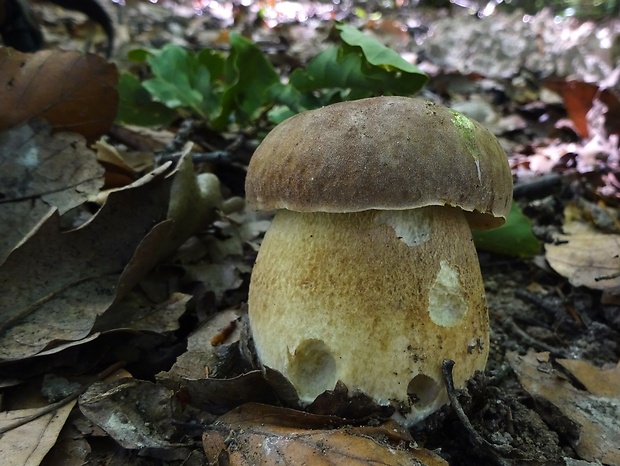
[246,96,513,229]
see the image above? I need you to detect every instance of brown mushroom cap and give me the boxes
[246,96,513,229]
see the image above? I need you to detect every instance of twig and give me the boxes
[595,271,620,281]
[166,119,195,154]
[512,174,563,200]
[442,359,513,465]
[501,316,566,356]
[0,361,126,435]
[514,289,559,317]
[158,150,233,166]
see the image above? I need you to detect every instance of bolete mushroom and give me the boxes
[245,96,512,426]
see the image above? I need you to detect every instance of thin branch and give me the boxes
[442,359,513,465]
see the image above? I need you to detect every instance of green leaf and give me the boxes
[126,48,152,63]
[267,105,296,125]
[212,33,281,130]
[198,49,226,82]
[119,24,429,130]
[290,47,368,94]
[336,24,424,74]
[473,203,540,257]
[268,82,319,112]
[116,72,177,126]
[142,44,216,119]
[288,26,427,102]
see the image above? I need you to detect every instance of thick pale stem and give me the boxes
[248,206,489,425]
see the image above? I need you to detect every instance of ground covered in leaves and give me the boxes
[0,1,619,465]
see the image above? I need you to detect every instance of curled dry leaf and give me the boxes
[508,351,620,465]
[0,400,76,465]
[0,150,224,361]
[545,220,620,292]
[544,79,620,138]
[203,403,448,466]
[0,48,118,142]
[79,379,187,450]
[556,358,620,398]
[94,292,191,333]
[161,308,243,381]
[157,309,281,412]
[0,165,173,361]
[0,120,105,263]
[93,138,143,188]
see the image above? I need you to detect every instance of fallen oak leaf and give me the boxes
[0,120,104,207]
[0,361,126,435]
[0,49,118,142]
[0,163,173,361]
[0,148,224,361]
[545,220,620,291]
[543,78,620,138]
[159,308,244,381]
[556,358,620,398]
[203,403,447,466]
[158,370,278,415]
[94,292,191,334]
[0,120,105,264]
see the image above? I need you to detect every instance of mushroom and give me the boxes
[245,96,512,426]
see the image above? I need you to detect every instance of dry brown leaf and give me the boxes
[159,370,278,414]
[544,79,620,138]
[0,165,173,361]
[0,120,105,264]
[556,359,620,398]
[508,351,620,464]
[545,221,620,291]
[94,292,190,333]
[157,310,280,410]
[162,308,243,380]
[202,403,447,466]
[0,400,76,466]
[93,139,141,188]
[40,410,91,466]
[79,379,187,450]
[0,49,118,142]
[0,150,223,361]
[108,125,174,153]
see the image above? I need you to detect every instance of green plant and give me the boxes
[116,25,428,129]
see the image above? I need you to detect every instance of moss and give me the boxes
[450,110,480,161]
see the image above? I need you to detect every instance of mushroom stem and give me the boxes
[249,205,490,425]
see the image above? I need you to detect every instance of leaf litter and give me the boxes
[0,120,105,264]
[202,403,449,466]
